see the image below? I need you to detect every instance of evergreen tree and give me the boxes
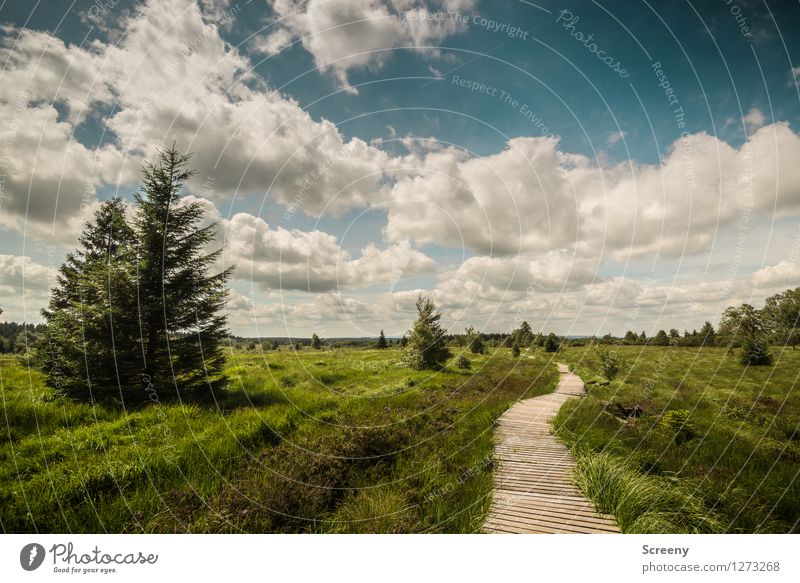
[512,321,533,346]
[271,340,280,350]
[39,199,142,402]
[699,321,716,346]
[465,326,486,354]
[543,333,559,353]
[400,335,408,348]
[511,342,521,357]
[134,148,233,397]
[653,329,669,346]
[741,336,773,366]
[376,329,388,349]
[311,333,322,349]
[404,295,451,370]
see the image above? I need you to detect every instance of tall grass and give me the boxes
[1,348,558,533]
[553,346,800,533]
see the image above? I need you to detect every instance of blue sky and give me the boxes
[1,0,799,337]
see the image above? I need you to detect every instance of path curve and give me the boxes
[483,363,619,533]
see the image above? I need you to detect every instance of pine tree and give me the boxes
[377,329,388,349]
[699,321,716,346]
[400,335,408,348]
[311,333,322,349]
[740,336,773,366]
[511,342,521,357]
[404,295,451,370]
[39,199,143,402]
[134,148,233,397]
[465,326,486,354]
[543,333,560,353]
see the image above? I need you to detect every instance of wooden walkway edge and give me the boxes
[483,363,620,533]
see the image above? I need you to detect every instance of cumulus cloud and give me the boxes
[259,0,476,93]
[211,208,437,292]
[752,260,800,288]
[381,123,800,261]
[743,107,766,132]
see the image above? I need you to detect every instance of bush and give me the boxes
[543,333,560,353]
[596,346,622,381]
[660,409,695,443]
[455,355,471,369]
[740,337,773,366]
[511,343,520,357]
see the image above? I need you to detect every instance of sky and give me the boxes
[0,0,799,338]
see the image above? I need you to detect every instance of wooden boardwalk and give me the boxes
[483,363,619,533]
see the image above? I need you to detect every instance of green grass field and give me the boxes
[0,347,557,533]
[553,345,800,533]
[3,343,799,533]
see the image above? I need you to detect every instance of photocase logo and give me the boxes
[20,543,46,571]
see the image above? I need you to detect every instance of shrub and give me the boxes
[511,343,520,357]
[543,333,560,353]
[455,355,471,369]
[660,409,696,443]
[596,346,622,381]
[740,337,773,366]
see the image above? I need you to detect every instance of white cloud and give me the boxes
[259,0,476,93]
[743,107,766,132]
[606,130,626,146]
[752,260,800,289]
[215,209,437,292]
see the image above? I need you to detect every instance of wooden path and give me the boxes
[483,363,619,533]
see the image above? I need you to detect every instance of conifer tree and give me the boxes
[311,333,322,349]
[404,295,451,370]
[40,199,142,401]
[377,329,388,349]
[134,148,233,396]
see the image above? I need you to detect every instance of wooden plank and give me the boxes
[483,364,620,534]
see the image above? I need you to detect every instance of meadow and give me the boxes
[553,345,800,533]
[0,346,557,533]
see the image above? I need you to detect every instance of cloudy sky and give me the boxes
[1,0,799,338]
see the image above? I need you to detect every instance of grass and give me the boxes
[553,345,800,533]
[0,346,557,533]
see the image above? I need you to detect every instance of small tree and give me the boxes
[740,336,773,366]
[623,330,638,344]
[465,326,486,354]
[400,334,408,348]
[596,346,622,381]
[511,342,521,357]
[543,333,559,353]
[404,295,451,370]
[294,342,302,351]
[377,329,388,349]
[653,329,669,346]
[699,321,716,346]
[512,321,533,346]
[311,333,322,350]
[271,340,280,350]
[455,354,471,369]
